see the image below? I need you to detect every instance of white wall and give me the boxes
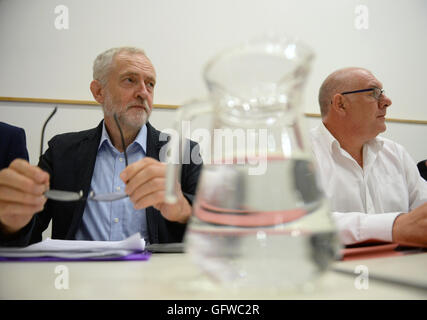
[0,0,426,161]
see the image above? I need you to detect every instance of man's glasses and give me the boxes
[41,109,128,202]
[341,87,385,100]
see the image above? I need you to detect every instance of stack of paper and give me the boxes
[0,233,150,261]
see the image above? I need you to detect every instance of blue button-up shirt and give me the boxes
[75,122,149,242]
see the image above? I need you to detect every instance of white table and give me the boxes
[1,252,426,300]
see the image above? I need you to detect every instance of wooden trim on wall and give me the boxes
[304,112,427,125]
[1,96,426,125]
[0,96,178,109]
[0,96,99,105]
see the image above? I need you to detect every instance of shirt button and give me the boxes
[114,218,119,223]
[116,186,121,191]
[119,158,124,162]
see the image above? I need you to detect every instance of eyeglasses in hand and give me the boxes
[40,109,128,202]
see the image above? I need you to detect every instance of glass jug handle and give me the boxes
[165,100,213,204]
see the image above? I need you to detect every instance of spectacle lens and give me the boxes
[373,88,384,100]
[88,191,128,201]
[44,189,83,201]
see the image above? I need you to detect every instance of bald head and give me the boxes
[318,67,372,117]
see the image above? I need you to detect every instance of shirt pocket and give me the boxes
[326,175,365,212]
[373,172,409,212]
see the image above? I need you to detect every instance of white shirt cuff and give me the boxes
[359,212,402,243]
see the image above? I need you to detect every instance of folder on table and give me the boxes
[0,233,151,262]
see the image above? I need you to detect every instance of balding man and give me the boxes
[310,67,427,247]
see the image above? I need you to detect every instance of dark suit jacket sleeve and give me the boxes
[417,160,427,180]
[0,124,29,170]
[7,127,30,165]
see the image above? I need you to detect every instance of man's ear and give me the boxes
[331,93,347,115]
[90,80,105,105]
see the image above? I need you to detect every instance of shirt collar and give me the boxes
[317,122,340,153]
[367,134,385,152]
[99,120,147,154]
[317,122,384,153]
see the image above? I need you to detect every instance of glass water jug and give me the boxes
[165,35,339,289]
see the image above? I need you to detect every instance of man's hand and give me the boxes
[120,157,192,223]
[392,202,427,247]
[0,159,49,235]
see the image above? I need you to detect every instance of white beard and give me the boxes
[102,93,151,130]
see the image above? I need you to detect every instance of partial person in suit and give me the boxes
[310,67,427,247]
[0,47,202,246]
[417,160,427,181]
[0,122,29,169]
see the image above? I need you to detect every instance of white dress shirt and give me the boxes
[309,123,427,245]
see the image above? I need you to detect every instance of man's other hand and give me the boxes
[120,157,191,223]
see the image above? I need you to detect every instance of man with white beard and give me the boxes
[0,47,202,246]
